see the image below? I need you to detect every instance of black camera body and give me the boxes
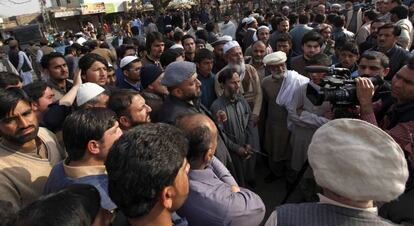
[305,66,384,118]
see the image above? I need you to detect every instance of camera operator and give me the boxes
[356,56,414,225]
[357,51,391,106]
[289,53,333,201]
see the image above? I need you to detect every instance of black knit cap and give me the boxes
[140,65,163,89]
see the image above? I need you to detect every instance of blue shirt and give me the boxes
[197,71,217,109]
[44,161,116,211]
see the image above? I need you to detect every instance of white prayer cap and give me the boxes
[308,119,408,202]
[263,51,287,65]
[331,3,342,8]
[120,56,139,68]
[223,41,240,54]
[242,17,249,24]
[76,83,105,106]
[245,17,257,25]
[282,5,290,10]
[257,25,270,31]
[211,35,232,46]
[170,44,184,50]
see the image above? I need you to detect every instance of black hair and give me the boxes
[22,81,50,102]
[390,5,409,20]
[378,23,401,36]
[391,0,402,5]
[326,13,338,24]
[205,22,215,32]
[71,43,82,51]
[40,52,65,69]
[105,123,188,218]
[107,90,140,118]
[80,45,90,54]
[0,200,16,226]
[174,31,184,42]
[181,34,195,44]
[332,15,346,28]
[314,14,326,24]
[301,30,324,46]
[359,51,389,68]
[407,55,414,70]
[116,45,136,59]
[275,33,293,45]
[218,67,238,84]
[64,46,76,56]
[100,42,110,49]
[160,49,182,68]
[0,88,30,120]
[195,30,208,41]
[298,14,310,24]
[62,108,117,162]
[0,72,22,89]
[146,32,164,52]
[78,53,108,73]
[16,184,101,226]
[339,42,359,55]
[364,10,378,21]
[176,114,213,162]
[307,53,332,66]
[194,48,214,63]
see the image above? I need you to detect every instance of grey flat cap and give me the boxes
[161,61,197,87]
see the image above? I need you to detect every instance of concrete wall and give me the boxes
[0,0,53,18]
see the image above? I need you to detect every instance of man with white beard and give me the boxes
[215,41,262,125]
[260,51,299,183]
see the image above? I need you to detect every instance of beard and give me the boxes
[1,125,39,145]
[228,60,246,80]
[272,70,286,79]
[252,56,263,64]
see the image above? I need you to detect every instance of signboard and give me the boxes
[53,10,80,18]
[105,3,116,13]
[81,2,106,15]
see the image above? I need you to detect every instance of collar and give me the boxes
[318,194,378,213]
[167,95,201,110]
[197,69,213,79]
[63,159,107,179]
[123,78,141,89]
[145,55,161,66]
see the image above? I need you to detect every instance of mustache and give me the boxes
[16,125,35,134]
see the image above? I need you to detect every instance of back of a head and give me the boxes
[175,113,214,163]
[105,123,189,218]
[0,72,22,89]
[16,184,101,226]
[308,119,408,202]
[308,53,331,66]
[62,108,117,162]
[160,49,182,68]
[390,5,409,20]
[298,14,310,24]
[332,15,345,28]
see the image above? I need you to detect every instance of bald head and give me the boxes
[176,113,217,166]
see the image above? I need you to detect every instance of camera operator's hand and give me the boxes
[324,111,334,120]
[356,77,375,115]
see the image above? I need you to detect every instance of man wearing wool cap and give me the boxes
[156,61,236,180]
[215,40,262,126]
[265,118,408,226]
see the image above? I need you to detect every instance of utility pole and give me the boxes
[39,0,52,34]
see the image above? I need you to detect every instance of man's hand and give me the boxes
[216,110,227,123]
[356,77,375,114]
[237,146,250,158]
[231,185,240,193]
[324,111,334,120]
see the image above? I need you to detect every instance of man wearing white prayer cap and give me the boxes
[243,17,258,51]
[215,41,262,125]
[265,118,408,226]
[245,26,273,57]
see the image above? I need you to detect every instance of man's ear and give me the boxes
[383,68,390,77]
[172,88,183,98]
[86,140,100,156]
[31,102,39,111]
[119,116,130,129]
[160,186,175,210]
[203,148,214,163]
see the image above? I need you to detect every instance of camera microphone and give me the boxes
[305,66,351,74]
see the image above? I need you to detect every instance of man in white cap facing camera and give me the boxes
[245,26,272,56]
[243,17,258,51]
[265,118,408,226]
[260,51,296,183]
[215,41,262,125]
[116,56,142,91]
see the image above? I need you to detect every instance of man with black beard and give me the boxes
[157,61,237,182]
[211,67,259,187]
[0,88,64,209]
[215,41,262,125]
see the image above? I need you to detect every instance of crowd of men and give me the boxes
[0,0,413,225]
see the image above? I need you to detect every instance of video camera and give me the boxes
[305,66,384,118]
